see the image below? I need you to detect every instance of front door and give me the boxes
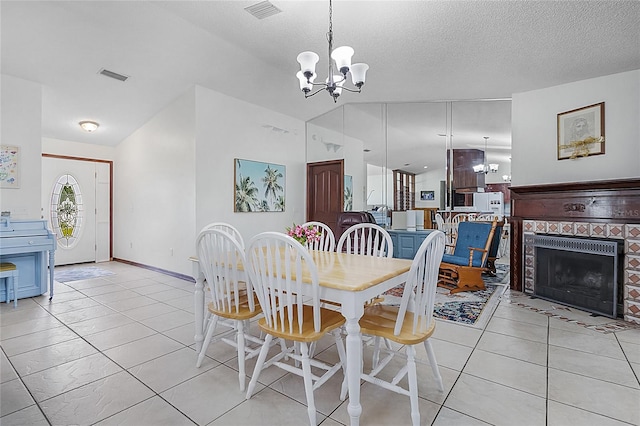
[306,160,344,237]
[42,156,111,265]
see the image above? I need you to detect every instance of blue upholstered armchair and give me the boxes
[438,219,497,293]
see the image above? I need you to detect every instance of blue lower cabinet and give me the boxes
[388,230,434,259]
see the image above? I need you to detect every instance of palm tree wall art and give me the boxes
[234,159,286,212]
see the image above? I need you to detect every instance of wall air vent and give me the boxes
[245,1,282,20]
[98,68,129,82]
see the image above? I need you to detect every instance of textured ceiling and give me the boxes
[1,0,639,148]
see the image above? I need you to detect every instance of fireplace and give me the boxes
[509,179,640,324]
[529,234,622,318]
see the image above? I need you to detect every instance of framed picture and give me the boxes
[0,145,20,188]
[234,158,285,212]
[557,102,605,160]
[420,190,435,201]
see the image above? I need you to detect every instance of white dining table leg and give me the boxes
[341,297,365,426]
[192,261,205,352]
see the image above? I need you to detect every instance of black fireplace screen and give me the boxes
[532,235,621,318]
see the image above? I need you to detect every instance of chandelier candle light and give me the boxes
[296,0,369,102]
[473,136,499,174]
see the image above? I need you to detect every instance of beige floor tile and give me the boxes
[429,338,473,371]
[163,294,195,312]
[84,322,156,351]
[432,407,491,425]
[463,349,547,397]
[161,364,259,425]
[0,305,51,327]
[120,302,178,321]
[329,380,441,426]
[64,277,115,290]
[54,304,118,324]
[445,373,546,426]
[94,396,194,426]
[92,289,147,304]
[485,315,548,343]
[39,371,154,425]
[0,315,64,340]
[211,387,321,425]
[127,347,217,393]
[9,337,98,376]
[0,378,35,417]
[163,322,197,346]
[615,327,640,344]
[619,339,640,364]
[476,331,548,365]
[42,297,102,314]
[548,369,640,424]
[0,325,78,357]
[0,404,49,425]
[103,333,184,369]
[492,303,549,326]
[0,350,18,383]
[140,287,190,301]
[22,352,122,402]
[102,295,159,312]
[76,282,129,297]
[0,298,41,314]
[548,317,619,337]
[139,309,194,332]
[66,312,135,336]
[547,400,631,426]
[432,319,483,347]
[549,345,639,388]
[549,327,625,359]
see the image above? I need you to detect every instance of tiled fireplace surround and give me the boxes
[521,219,640,324]
[509,179,640,325]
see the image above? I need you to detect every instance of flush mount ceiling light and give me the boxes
[296,0,369,102]
[79,121,99,133]
[473,136,499,174]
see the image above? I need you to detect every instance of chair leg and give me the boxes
[372,336,381,369]
[406,345,420,426]
[246,334,273,400]
[424,339,444,392]
[332,329,348,401]
[196,315,219,368]
[236,320,246,392]
[299,343,317,426]
[12,276,17,308]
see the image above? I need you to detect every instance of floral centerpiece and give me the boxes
[286,223,322,246]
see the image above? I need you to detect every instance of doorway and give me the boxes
[42,155,112,265]
[306,160,344,237]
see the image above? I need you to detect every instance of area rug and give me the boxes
[54,266,114,282]
[383,264,509,329]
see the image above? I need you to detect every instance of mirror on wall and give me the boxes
[306,99,511,228]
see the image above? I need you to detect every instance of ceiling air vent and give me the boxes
[98,68,129,82]
[245,1,282,20]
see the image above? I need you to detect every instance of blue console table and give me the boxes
[388,229,435,259]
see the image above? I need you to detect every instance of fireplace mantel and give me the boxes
[509,178,640,323]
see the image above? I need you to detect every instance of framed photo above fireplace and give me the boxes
[557,102,605,160]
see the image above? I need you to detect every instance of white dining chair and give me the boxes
[194,229,263,392]
[199,222,244,249]
[301,221,336,252]
[357,230,446,426]
[336,223,393,258]
[244,232,347,426]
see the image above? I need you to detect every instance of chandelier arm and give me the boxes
[340,86,362,93]
[305,87,327,98]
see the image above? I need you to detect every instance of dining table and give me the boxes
[190,249,412,426]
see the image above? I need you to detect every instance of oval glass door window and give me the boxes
[50,174,84,249]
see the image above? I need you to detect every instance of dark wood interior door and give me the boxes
[306,160,344,237]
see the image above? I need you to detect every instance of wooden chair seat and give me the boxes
[257,305,344,343]
[360,304,436,346]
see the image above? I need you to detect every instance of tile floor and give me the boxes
[1,261,639,426]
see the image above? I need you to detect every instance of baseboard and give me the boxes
[112,258,195,283]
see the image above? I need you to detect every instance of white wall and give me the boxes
[43,137,115,161]
[0,75,42,219]
[415,169,444,209]
[194,86,306,246]
[512,69,640,186]
[114,89,196,276]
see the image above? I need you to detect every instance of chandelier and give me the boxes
[296,0,369,102]
[473,136,499,174]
